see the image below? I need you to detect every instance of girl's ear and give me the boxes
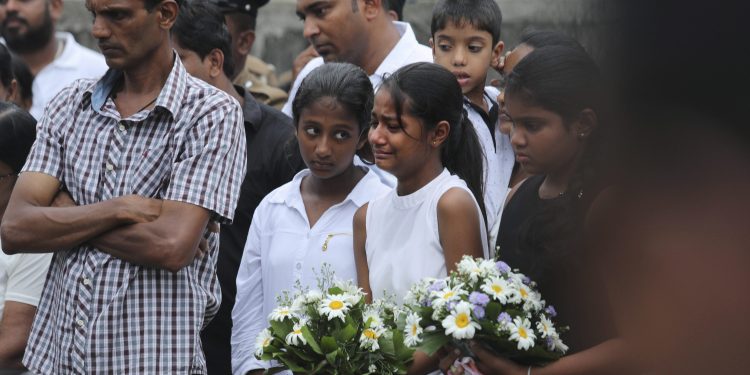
[431,120,451,148]
[575,108,598,139]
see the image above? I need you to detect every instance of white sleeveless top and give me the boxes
[365,169,489,303]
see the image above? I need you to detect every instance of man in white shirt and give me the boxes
[282,0,432,117]
[0,0,107,119]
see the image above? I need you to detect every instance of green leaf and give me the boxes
[321,336,338,353]
[270,319,293,335]
[301,326,323,355]
[328,286,344,295]
[417,331,451,356]
[485,301,502,321]
[334,322,358,343]
[392,329,415,363]
[325,349,338,365]
[288,346,316,362]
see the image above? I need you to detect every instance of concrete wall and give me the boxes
[60,0,605,77]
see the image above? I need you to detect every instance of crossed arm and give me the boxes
[0,172,210,272]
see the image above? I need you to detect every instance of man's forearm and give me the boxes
[1,198,135,254]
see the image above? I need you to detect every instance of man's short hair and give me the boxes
[172,1,235,77]
[383,0,405,21]
[144,0,183,11]
[431,0,503,45]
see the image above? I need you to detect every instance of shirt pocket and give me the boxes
[128,145,173,198]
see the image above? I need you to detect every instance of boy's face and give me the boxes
[431,21,502,100]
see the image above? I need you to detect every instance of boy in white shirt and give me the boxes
[429,0,515,232]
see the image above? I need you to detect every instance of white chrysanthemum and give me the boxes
[305,290,323,303]
[549,333,569,353]
[536,315,557,339]
[441,301,481,340]
[517,284,542,312]
[457,257,483,282]
[368,364,378,373]
[363,308,383,328]
[254,328,273,357]
[478,258,500,277]
[359,325,386,351]
[318,295,352,321]
[285,322,307,346]
[404,312,423,347]
[268,306,293,322]
[430,285,466,310]
[509,317,537,350]
[291,295,308,314]
[481,277,517,304]
[335,280,363,301]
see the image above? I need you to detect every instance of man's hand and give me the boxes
[195,221,220,259]
[292,45,319,81]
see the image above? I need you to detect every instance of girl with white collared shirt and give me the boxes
[231,63,389,375]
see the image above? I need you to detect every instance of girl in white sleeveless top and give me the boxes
[353,63,490,374]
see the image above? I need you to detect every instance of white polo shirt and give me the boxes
[29,32,108,119]
[282,21,432,117]
[231,168,390,375]
[0,241,52,318]
[465,86,515,233]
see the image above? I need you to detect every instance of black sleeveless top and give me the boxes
[496,175,615,354]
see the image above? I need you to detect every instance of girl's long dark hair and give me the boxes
[505,46,604,277]
[380,62,487,222]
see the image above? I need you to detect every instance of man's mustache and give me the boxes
[1,14,28,29]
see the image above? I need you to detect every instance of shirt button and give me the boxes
[118,124,126,132]
[76,319,85,327]
[106,163,114,171]
[295,262,302,270]
[82,278,91,286]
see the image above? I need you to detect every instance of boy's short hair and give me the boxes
[172,1,235,77]
[431,0,503,45]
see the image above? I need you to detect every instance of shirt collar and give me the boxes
[87,52,188,119]
[235,85,262,131]
[373,21,420,82]
[269,167,381,208]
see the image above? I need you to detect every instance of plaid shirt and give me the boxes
[21,56,246,374]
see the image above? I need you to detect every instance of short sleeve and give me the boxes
[21,85,79,179]
[5,253,53,307]
[164,96,247,224]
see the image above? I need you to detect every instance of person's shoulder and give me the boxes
[184,74,240,112]
[260,172,304,206]
[257,101,294,128]
[437,186,478,216]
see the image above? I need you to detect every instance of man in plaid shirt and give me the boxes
[0,0,246,373]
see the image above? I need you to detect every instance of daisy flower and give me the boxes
[457,257,483,282]
[368,364,378,373]
[508,317,537,350]
[430,285,466,310]
[517,284,542,312]
[404,312,423,347]
[363,308,383,328]
[268,306,293,322]
[548,333,569,353]
[442,301,481,340]
[254,328,273,357]
[359,325,386,351]
[536,315,557,338]
[304,290,323,303]
[481,277,517,304]
[285,322,307,346]
[318,295,352,321]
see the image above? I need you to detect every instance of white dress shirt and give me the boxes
[464,86,515,233]
[30,32,108,119]
[281,21,432,117]
[231,168,389,375]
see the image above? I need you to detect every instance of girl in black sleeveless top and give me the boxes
[439,47,632,374]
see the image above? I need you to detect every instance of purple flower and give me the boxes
[522,276,531,285]
[495,261,511,273]
[497,312,512,324]
[427,280,447,293]
[473,305,485,319]
[446,301,457,312]
[469,292,490,307]
[545,305,558,318]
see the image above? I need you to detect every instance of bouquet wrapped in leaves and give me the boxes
[255,266,414,374]
[401,256,568,366]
